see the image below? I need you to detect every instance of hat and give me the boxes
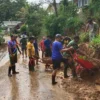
[55,34,62,38]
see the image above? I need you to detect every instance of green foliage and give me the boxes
[66,17,83,34]
[0,0,27,22]
[90,35,100,48]
[82,1,100,26]
[20,24,27,33]
[45,15,67,36]
[45,1,83,36]
[25,4,45,36]
[15,3,47,37]
[80,32,89,43]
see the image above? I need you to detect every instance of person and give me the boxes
[52,34,71,85]
[27,37,35,72]
[40,37,46,58]
[44,36,52,70]
[8,35,19,77]
[64,36,80,79]
[34,38,39,65]
[15,36,21,54]
[85,18,99,42]
[62,36,71,78]
[21,32,27,38]
[20,35,27,58]
[62,36,71,47]
[44,36,52,57]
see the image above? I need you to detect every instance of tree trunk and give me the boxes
[53,0,58,17]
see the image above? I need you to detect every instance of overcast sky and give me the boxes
[27,0,39,3]
[27,0,60,3]
[27,0,61,8]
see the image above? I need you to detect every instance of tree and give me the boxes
[0,0,11,23]
[45,0,83,36]
[25,4,47,36]
[53,0,58,16]
[0,0,27,23]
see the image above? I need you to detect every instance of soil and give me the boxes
[61,69,100,100]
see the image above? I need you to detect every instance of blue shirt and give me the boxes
[8,40,17,54]
[44,39,51,49]
[52,41,63,60]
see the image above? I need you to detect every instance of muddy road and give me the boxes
[0,50,73,100]
[0,36,100,100]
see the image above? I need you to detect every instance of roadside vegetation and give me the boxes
[0,0,100,49]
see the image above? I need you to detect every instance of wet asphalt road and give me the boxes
[0,36,74,100]
[0,53,74,100]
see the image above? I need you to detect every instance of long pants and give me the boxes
[29,58,35,71]
[45,48,51,57]
[64,59,77,77]
[89,32,95,42]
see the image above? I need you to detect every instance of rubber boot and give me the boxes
[8,67,12,77]
[52,75,57,85]
[12,65,19,74]
[29,63,34,72]
[72,68,77,78]
[64,65,69,78]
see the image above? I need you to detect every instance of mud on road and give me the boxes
[0,37,100,100]
[0,53,100,100]
[0,52,74,100]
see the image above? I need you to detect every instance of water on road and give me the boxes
[0,55,74,100]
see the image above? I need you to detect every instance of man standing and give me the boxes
[8,35,19,77]
[40,37,46,58]
[64,36,80,79]
[44,36,52,70]
[27,37,35,72]
[85,18,99,42]
[52,34,70,85]
[44,36,52,57]
[20,35,27,58]
[34,38,39,65]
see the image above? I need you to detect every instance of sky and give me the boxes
[27,0,61,8]
[27,0,60,3]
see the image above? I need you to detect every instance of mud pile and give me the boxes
[79,43,100,68]
[61,71,100,100]
[60,43,100,100]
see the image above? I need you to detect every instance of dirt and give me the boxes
[61,69,100,100]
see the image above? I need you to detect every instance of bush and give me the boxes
[80,32,89,43]
[45,15,67,36]
[20,24,27,33]
[90,35,100,59]
[90,35,100,48]
[66,17,84,34]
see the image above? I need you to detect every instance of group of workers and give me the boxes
[7,18,99,85]
[7,33,80,86]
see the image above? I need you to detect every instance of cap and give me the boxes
[55,34,62,38]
